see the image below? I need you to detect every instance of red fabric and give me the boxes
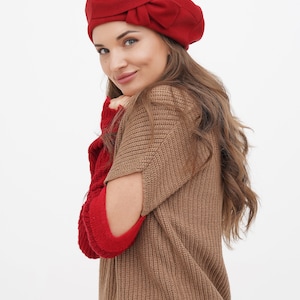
[100,96,122,132]
[85,0,205,49]
[80,187,146,258]
[78,207,99,258]
[78,134,110,258]
[78,96,145,258]
[88,96,123,178]
[78,210,99,259]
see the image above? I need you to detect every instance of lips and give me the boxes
[116,71,137,84]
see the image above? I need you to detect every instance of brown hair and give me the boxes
[103,36,258,246]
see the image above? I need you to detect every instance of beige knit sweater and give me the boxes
[102,85,231,299]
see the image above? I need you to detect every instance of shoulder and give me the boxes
[146,85,195,109]
[118,85,198,133]
[147,84,182,98]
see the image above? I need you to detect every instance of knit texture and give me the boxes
[101,85,231,299]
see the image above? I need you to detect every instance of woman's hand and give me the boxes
[109,95,131,110]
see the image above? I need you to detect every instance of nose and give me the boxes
[109,49,127,72]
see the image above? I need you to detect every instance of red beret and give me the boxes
[85,0,205,49]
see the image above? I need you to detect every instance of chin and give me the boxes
[121,88,140,97]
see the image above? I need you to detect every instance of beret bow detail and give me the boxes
[126,0,180,29]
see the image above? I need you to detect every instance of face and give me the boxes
[92,22,169,96]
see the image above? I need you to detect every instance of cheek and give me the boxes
[150,53,168,75]
[133,52,151,67]
[133,43,158,66]
[143,43,168,72]
[100,59,110,76]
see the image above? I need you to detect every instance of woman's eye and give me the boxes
[97,48,109,55]
[124,38,137,46]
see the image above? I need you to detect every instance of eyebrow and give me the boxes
[94,30,139,47]
[116,30,139,40]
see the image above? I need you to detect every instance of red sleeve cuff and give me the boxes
[81,187,146,258]
[78,206,100,259]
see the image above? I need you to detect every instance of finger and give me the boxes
[109,96,131,109]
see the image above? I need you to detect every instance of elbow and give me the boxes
[80,186,146,258]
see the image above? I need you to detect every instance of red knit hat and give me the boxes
[85,0,205,49]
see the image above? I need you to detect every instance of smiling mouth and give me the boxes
[116,72,137,84]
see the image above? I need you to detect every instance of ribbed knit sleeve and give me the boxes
[105,86,210,216]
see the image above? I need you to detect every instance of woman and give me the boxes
[78,0,258,299]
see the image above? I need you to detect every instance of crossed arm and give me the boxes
[78,96,145,259]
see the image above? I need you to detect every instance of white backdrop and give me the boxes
[0,1,299,299]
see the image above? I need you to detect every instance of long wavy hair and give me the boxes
[102,35,258,246]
